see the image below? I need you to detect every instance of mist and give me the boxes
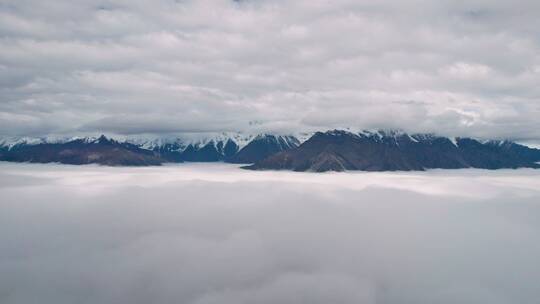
[1,162,539,304]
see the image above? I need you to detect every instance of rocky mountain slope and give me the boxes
[2,130,540,170]
[227,135,300,163]
[0,135,163,166]
[247,130,540,172]
[0,133,302,166]
[130,134,301,163]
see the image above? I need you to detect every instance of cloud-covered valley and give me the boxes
[1,163,539,304]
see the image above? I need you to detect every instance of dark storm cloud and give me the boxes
[1,163,540,303]
[0,0,539,139]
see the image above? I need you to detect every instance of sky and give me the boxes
[1,162,540,304]
[1,0,540,140]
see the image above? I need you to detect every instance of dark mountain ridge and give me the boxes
[1,130,539,171]
[0,135,163,166]
[0,134,300,166]
[247,130,540,172]
[143,134,299,163]
[227,135,299,163]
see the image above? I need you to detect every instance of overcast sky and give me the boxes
[1,0,539,139]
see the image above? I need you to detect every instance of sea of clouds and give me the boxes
[1,162,539,304]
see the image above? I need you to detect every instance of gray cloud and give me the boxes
[1,163,540,304]
[0,0,539,139]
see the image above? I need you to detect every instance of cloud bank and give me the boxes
[1,163,540,304]
[0,0,539,139]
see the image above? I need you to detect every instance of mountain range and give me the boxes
[0,133,301,166]
[1,130,539,171]
[247,130,540,172]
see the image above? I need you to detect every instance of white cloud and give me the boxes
[441,62,493,79]
[1,163,540,303]
[0,0,539,139]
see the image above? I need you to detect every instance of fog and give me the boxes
[1,162,539,304]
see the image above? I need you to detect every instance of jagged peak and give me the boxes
[1,131,534,152]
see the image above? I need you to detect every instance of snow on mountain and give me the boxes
[0,136,92,149]
[124,133,284,153]
[2,130,537,154]
[0,132,308,153]
[2,129,540,169]
[518,141,540,149]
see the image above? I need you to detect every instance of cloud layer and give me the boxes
[1,162,540,303]
[1,0,540,139]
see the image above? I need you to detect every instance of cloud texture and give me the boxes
[1,0,540,139]
[1,162,540,303]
